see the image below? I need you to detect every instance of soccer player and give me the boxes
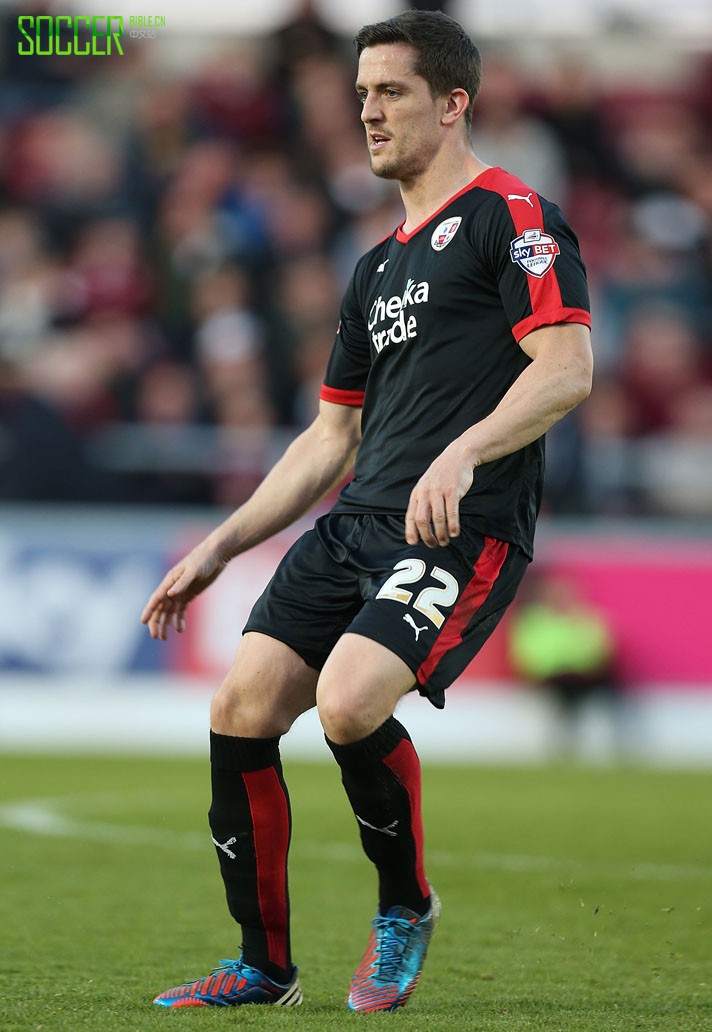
[142,10,593,1013]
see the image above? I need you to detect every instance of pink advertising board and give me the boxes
[172,527,712,693]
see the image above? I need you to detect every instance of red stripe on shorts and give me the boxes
[243,767,290,970]
[416,537,509,685]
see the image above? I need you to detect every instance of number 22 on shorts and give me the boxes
[375,558,459,629]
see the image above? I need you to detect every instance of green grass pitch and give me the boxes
[1,753,710,1032]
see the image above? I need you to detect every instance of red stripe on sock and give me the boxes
[243,767,290,970]
[383,739,429,900]
[417,537,509,685]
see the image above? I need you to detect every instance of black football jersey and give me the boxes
[320,167,591,557]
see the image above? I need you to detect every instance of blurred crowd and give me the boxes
[1,1,711,515]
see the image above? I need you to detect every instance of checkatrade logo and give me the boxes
[17,14,167,56]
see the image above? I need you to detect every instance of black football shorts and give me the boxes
[243,512,529,708]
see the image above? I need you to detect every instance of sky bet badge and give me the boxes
[510,229,560,277]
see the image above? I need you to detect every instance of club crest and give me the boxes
[431,216,462,251]
[510,229,560,277]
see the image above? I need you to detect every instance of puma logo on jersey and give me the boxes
[404,613,428,641]
[212,834,237,860]
[508,192,535,208]
[377,259,389,273]
[356,815,399,837]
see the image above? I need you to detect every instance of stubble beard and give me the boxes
[369,148,426,183]
[368,132,437,184]
[369,156,399,180]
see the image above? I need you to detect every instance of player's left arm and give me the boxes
[405,321,592,547]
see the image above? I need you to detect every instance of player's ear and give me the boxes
[441,88,470,127]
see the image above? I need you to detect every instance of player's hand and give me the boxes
[140,542,228,640]
[405,440,475,548]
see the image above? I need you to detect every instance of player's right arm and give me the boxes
[141,399,361,640]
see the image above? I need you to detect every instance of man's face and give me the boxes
[356,43,444,183]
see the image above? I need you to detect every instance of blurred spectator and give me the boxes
[638,433,712,518]
[508,573,622,759]
[0,355,116,501]
[608,97,707,199]
[277,254,341,330]
[580,304,712,514]
[4,109,125,247]
[287,52,360,160]
[122,359,215,506]
[151,140,272,349]
[472,53,568,203]
[0,208,62,360]
[134,359,204,425]
[540,56,617,187]
[271,0,341,85]
[189,263,280,517]
[540,411,588,515]
[320,129,395,222]
[261,179,334,260]
[191,42,285,146]
[61,217,153,322]
[594,201,710,370]
[292,320,339,426]
[332,196,407,286]
[191,265,269,412]
[20,315,150,433]
[130,76,195,177]
[618,305,711,437]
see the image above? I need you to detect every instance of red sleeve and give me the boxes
[319,384,366,407]
[476,168,591,340]
[513,307,591,343]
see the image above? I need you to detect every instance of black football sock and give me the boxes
[208,731,292,984]
[326,716,430,916]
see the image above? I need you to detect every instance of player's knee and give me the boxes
[210,634,318,738]
[317,697,366,744]
[316,680,379,745]
[209,683,236,735]
[210,679,254,736]
[210,672,288,738]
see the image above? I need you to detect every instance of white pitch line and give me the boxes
[0,795,710,884]
[0,798,206,850]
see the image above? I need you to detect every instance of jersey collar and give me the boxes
[395,168,496,244]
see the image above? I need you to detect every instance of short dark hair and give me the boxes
[354,10,482,131]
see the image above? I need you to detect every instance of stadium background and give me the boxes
[0,0,711,764]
